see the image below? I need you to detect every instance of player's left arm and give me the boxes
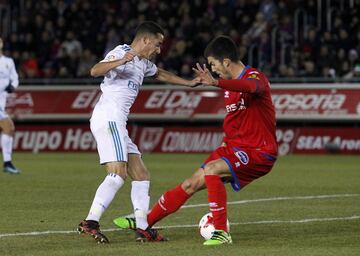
[154,68,201,87]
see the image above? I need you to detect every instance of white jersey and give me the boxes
[92,44,157,122]
[0,55,19,118]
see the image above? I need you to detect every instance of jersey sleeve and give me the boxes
[100,48,127,74]
[217,70,268,94]
[144,60,158,77]
[100,48,125,63]
[9,58,19,88]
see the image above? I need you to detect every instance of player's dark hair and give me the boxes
[204,36,239,62]
[135,21,164,38]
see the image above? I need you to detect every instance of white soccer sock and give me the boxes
[86,173,124,222]
[131,180,150,230]
[1,134,13,162]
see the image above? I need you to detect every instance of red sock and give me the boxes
[147,184,191,227]
[205,175,228,232]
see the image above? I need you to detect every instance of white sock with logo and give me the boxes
[131,180,150,230]
[86,173,124,222]
[1,134,13,162]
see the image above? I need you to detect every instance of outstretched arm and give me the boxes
[216,79,260,93]
[90,51,136,77]
[154,68,200,87]
[193,63,262,93]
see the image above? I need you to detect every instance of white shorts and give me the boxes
[90,118,141,164]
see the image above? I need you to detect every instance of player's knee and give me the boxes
[181,179,195,194]
[203,162,219,175]
[112,170,126,180]
[182,178,201,195]
[106,165,127,180]
[132,169,150,181]
[2,130,14,136]
[2,126,15,135]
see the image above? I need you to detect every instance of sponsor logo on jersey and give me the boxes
[234,150,249,165]
[225,98,246,112]
[127,80,140,92]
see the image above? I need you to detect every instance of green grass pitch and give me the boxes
[0,153,359,256]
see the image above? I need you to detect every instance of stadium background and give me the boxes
[1,0,360,80]
[0,0,358,155]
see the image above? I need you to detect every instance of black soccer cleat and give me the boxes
[77,220,109,244]
[3,162,21,174]
[135,227,169,242]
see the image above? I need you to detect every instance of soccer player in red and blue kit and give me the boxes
[114,35,278,245]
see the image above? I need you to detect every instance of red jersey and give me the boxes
[218,66,277,154]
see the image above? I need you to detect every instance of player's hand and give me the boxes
[188,76,202,88]
[192,63,218,86]
[121,51,136,65]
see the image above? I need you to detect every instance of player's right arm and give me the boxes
[90,51,136,77]
[154,68,201,87]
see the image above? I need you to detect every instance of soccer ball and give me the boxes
[198,212,230,240]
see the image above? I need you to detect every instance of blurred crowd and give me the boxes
[1,0,360,79]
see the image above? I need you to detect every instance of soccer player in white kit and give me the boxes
[78,21,200,243]
[0,37,21,174]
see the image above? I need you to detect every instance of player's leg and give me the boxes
[79,161,126,244]
[0,117,20,174]
[146,148,227,228]
[202,158,233,245]
[78,120,128,243]
[124,153,168,242]
[85,161,127,222]
[127,153,150,231]
[203,148,277,245]
[114,167,207,231]
[146,167,207,227]
[112,135,150,231]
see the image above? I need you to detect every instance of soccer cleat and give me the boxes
[113,216,167,242]
[77,220,109,244]
[3,163,21,174]
[135,227,168,242]
[203,230,232,246]
[113,216,137,230]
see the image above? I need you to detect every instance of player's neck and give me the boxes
[231,62,246,79]
[130,42,144,59]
